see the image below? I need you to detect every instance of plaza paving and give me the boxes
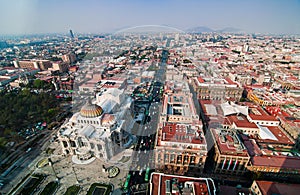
[31,141,132,195]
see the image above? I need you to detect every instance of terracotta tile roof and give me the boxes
[251,156,300,169]
[150,173,215,195]
[248,114,278,121]
[256,126,294,145]
[160,123,205,145]
[197,77,205,83]
[256,180,300,195]
[227,115,258,128]
[212,128,249,157]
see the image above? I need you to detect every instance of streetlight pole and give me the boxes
[72,165,79,184]
[48,157,59,181]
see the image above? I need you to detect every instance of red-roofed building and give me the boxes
[278,111,300,146]
[249,155,300,174]
[255,126,295,148]
[247,106,280,126]
[210,128,250,175]
[192,76,243,101]
[227,115,260,135]
[160,92,200,125]
[265,106,281,117]
[155,123,207,175]
[242,134,300,178]
[156,90,207,175]
[251,180,300,195]
[219,185,251,195]
[197,77,205,83]
[149,172,216,195]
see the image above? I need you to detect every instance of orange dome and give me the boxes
[80,101,103,118]
[101,114,115,126]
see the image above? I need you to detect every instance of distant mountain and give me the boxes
[218,27,241,33]
[186,26,214,33]
[186,26,242,33]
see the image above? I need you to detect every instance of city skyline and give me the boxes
[0,0,300,35]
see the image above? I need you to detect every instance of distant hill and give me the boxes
[218,27,241,33]
[186,26,242,33]
[186,26,214,33]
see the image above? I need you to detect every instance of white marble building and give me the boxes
[58,89,135,163]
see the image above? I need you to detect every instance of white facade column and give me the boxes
[221,157,226,170]
[232,159,238,171]
[227,157,232,170]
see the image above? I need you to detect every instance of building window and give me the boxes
[78,137,84,147]
[190,156,195,164]
[164,154,169,163]
[97,144,102,151]
[62,141,68,148]
[157,154,161,162]
[90,143,95,149]
[70,141,76,147]
[177,155,182,164]
[184,155,189,164]
[170,154,175,163]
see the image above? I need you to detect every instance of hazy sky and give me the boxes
[0,0,299,35]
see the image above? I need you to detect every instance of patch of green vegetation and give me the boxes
[64,185,80,195]
[239,97,249,102]
[37,158,49,168]
[147,65,158,71]
[16,174,45,195]
[46,148,55,155]
[0,137,7,148]
[84,52,101,60]
[40,181,59,195]
[0,90,60,144]
[119,156,130,163]
[87,183,112,195]
[183,59,192,63]
[283,104,295,109]
[8,173,31,195]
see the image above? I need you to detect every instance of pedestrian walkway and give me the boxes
[72,155,96,164]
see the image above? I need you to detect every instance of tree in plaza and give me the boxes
[0,90,61,146]
[0,137,7,148]
[33,79,45,89]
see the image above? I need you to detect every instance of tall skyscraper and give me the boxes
[69,29,74,39]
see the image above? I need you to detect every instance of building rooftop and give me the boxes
[195,77,240,88]
[162,93,198,120]
[241,136,263,157]
[221,102,248,116]
[227,115,258,129]
[159,123,206,145]
[255,180,300,195]
[251,155,300,169]
[211,128,249,157]
[219,185,251,195]
[149,172,216,195]
[256,126,294,145]
[248,107,279,122]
